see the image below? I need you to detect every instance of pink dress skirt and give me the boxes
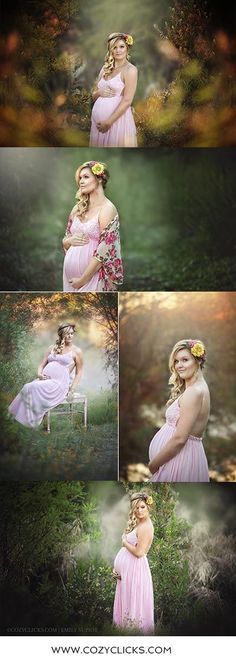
[149,398,209,482]
[113,529,154,634]
[90,72,137,148]
[8,351,72,428]
[63,213,101,292]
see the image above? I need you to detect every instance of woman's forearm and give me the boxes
[37,360,47,377]
[108,99,131,125]
[149,435,186,474]
[92,88,101,102]
[70,369,82,392]
[78,257,101,287]
[123,540,144,558]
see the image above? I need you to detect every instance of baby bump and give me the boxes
[64,243,98,280]
[42,362,69,383]
[114,548,129,576]
[149,423,175,459]
[92,96,121,123]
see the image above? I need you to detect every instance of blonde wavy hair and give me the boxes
[125,492,153,533]
[74,161,110,218]
[52,324,75,355]
[103,33,131,78]
[167,338,206,406]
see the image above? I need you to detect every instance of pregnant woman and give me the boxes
[90,32,138,147]
[149,339,210,482]
[113,492,154,634]
[63,160,123,292]
[8,324,83,428]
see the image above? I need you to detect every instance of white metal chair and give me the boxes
[45,393,88,433]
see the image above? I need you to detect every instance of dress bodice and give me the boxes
[47,350,75,370]
[70,213,100,241]
[98,72,125,97]
[166,398,180,427]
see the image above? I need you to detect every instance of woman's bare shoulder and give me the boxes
[181,384,209,408]
[72,344,83,356]
[137,520,154,537]
[126,62,137,73]
[103,198,118,215]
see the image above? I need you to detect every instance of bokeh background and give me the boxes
[0,147,236,291]
[0,0,235,146]
[119,291,236,481]
[0,481,236,635]
[0,292,118,480]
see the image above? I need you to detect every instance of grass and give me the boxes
[0,390,118,480]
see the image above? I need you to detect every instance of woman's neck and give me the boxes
[185,372,205,389]
[114,57,127,69]
[88,189,105,210]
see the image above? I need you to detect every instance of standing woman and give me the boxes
[8,324,83,428]
[148,339,210,482]
[90,32,138,147]
[113,492,154,634]
[62,161,123,292]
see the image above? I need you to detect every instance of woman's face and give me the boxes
[174,348,198,381]
[64,327,74,344]
[79,167,98,195]
[112,38,128,61]
[134,499,149,521]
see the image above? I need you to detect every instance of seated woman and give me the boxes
[8,324,83,428]
[62,160,123,292]
[89,32,138,148]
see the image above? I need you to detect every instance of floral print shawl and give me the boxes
[64,212,123,291]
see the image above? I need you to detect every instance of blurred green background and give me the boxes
[119,291,236,482]
[0,147,236,291]
[0,292,118,480]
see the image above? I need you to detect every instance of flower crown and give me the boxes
[188,340,206,361]
[108,32,134,46]
[79,161,106,178]
[124,34,134,46]
[131,493,153,506]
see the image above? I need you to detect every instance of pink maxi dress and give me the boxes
[90,72,137,147]
[8,351,73,428]
[149,398,209,482]
[63,212,101,292]
[113,529,154,634]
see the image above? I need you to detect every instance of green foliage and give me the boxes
[66,559,114,632]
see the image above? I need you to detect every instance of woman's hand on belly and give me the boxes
[148,460,159,475]
[69,233,90,246]
[112,568,121,580]
[96,119,112,133]
[100,86,116,98]
[69,277,83,289]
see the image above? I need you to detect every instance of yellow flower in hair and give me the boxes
[190,341,205,358]
[91,163,105,176]
[125,34,134,46]
[146,496,153,506]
